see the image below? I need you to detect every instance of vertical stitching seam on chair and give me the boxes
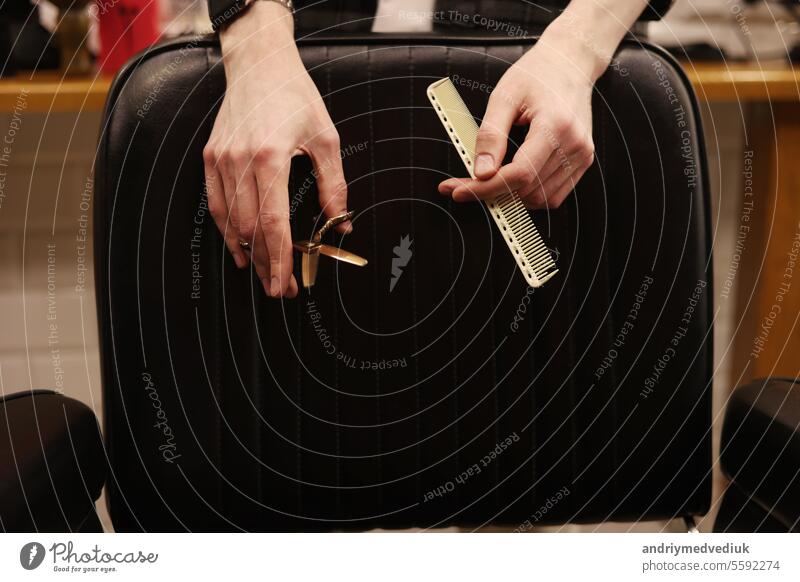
[251,65,265,522]
[565,116,579,502]
[512,40,540,513]
[296,286,303,518]
[325,44,342,520]
[293,145,303,519]
[528,30,539,504]
[408,44,422,514]
[529,235,538,509]
[484,45,500,510]
[365,45,383,508]
[445,43,461,511]
[598,84,619,514]
[207,45,225,518]
[252,221,263,526]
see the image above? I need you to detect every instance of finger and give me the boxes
[250,218,273,294]
[287,274,299,299]
[231,157,271,284]
[522,149,586,197]
[311,128,351,234]
[523,154,593,210]
[255,162,294,298]
[220,155,242,235]
[535,148,581,184]
[441,125,564,196]
[514,151,559,197]
[474,90,518,179]
[438,177,470,195]
[452,132,554,202]
[203,148,248,269]
[520,168,565,208]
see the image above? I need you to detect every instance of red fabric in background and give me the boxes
[97,0,160,73]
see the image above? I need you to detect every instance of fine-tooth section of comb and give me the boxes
[427,78,558,288]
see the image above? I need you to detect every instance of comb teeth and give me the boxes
[427,78,558,288]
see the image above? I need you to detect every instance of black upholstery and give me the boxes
[715,378,800,532]
[95,33,712,531]
[0,391,105,532]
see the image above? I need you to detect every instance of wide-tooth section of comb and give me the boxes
[427,78,558,288]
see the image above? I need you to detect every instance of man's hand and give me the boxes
[204,1,350,298]
[438,0,649,210]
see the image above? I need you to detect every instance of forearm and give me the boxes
[539,0,650,82]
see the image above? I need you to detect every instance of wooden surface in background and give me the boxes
[0,61,797,112]
[0,73,112,113]
[683,61,800,102]
[732,102,800,384]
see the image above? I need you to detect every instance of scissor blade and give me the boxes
[301,252,320,288]
[318,244,368,266]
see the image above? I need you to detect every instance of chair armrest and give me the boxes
[0,390,106,532]
[720,378,800,531]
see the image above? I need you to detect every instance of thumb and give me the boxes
[474,92,516,180]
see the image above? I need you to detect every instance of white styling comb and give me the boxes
[427,78,559,288]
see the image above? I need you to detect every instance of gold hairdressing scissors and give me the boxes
[239,211,367,289]
[292,211,367,288]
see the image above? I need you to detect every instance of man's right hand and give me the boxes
[204,1,350,298]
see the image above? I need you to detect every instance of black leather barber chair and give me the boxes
[714,377,800,532]
[95,32,714,531]
[0,391,104,532]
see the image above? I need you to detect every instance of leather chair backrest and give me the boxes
[95,33,712,531]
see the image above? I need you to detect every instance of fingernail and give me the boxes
[438,182,455,195]
[234,254,247,269]
[270,276,280,297]
[475,154,494,176]
[452,189,469,202]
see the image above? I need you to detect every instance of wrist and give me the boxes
[220,2,297,73]
[541,0,648,83]
[539,19,614,83]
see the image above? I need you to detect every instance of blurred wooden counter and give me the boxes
[681,61,800,101]
[0,73,112,113]
[0,61,797,112]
